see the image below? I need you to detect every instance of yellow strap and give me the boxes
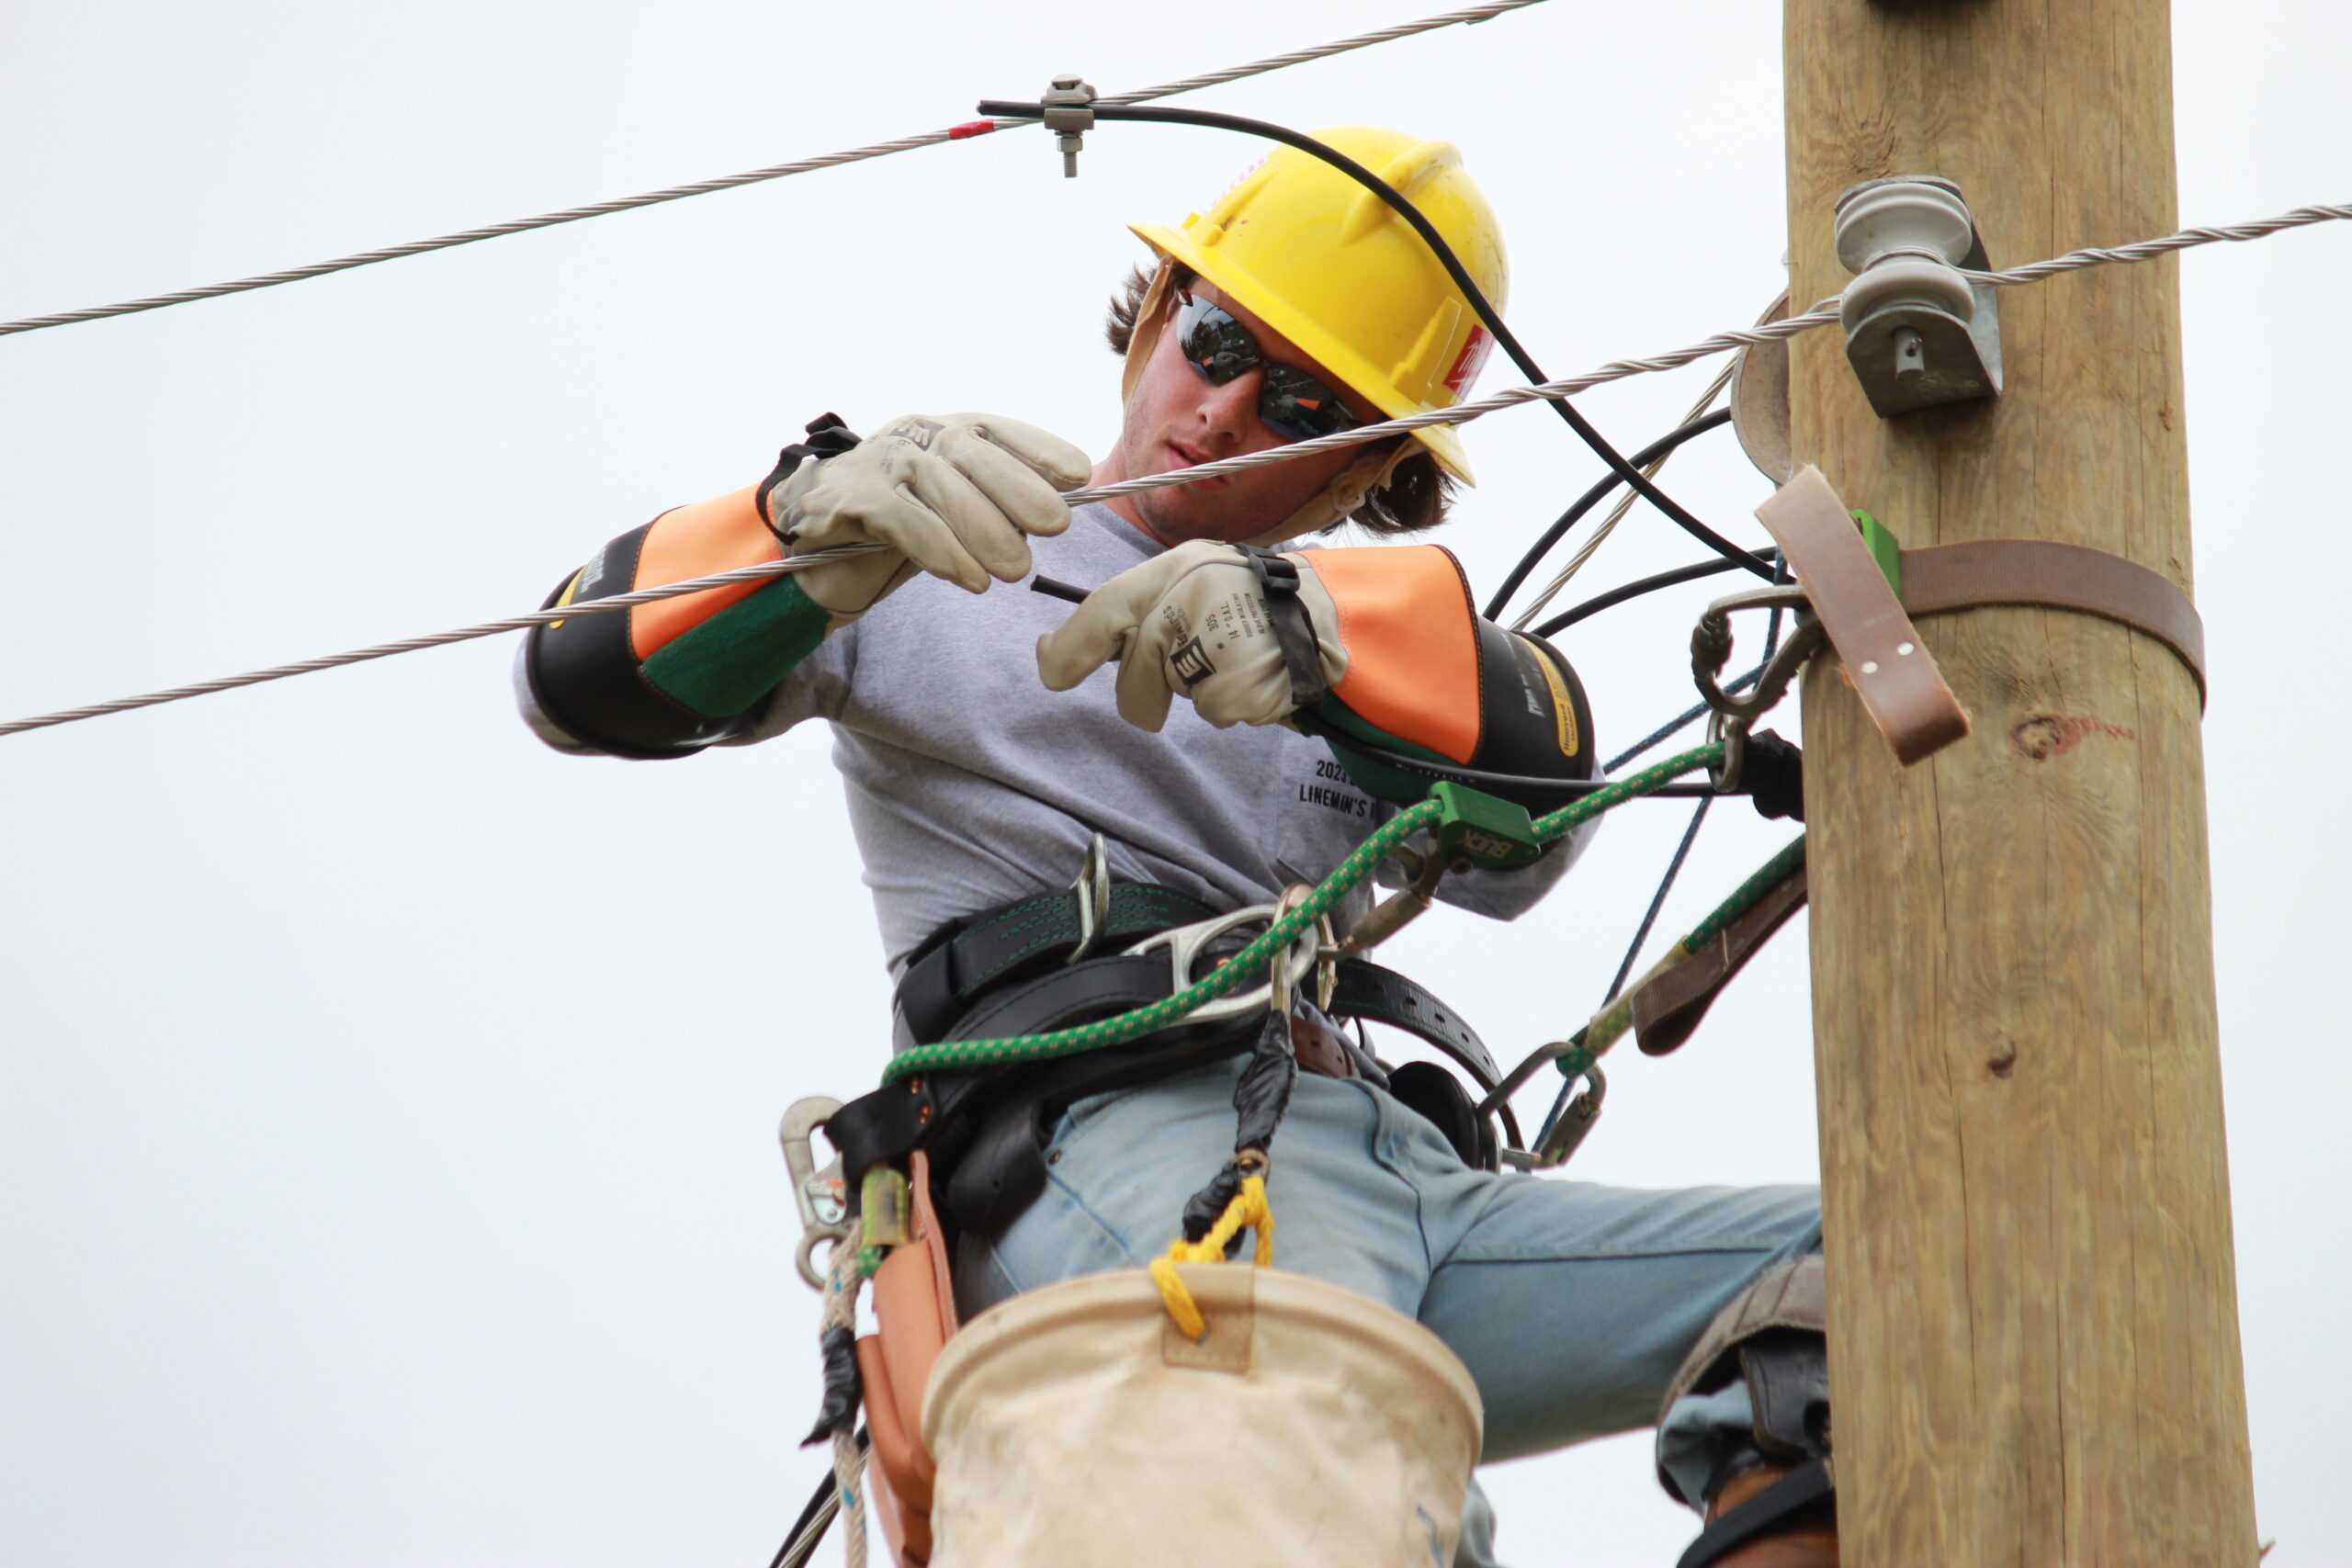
[1149,1175,1274,1339]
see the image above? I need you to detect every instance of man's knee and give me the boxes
[1656,1252,1838,1567]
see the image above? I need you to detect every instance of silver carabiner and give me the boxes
[1125,901,1322,1023]
[778,1096,849,1291]
[1690,584,1823,792]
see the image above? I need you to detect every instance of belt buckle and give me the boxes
[1124,897,1323,1022]
[1065,832,1114,964]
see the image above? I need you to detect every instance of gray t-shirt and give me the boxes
[729,504,1587,969]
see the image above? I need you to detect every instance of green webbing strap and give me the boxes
[877,744,1725,1086]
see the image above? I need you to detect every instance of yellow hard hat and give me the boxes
[1130,125,1506,485]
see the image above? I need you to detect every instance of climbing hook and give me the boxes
[778,1097,849,1291]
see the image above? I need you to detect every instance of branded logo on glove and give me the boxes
[1170,636,1217,689]
[881,416,947,450]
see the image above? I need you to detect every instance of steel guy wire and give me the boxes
[1066,198,2352,507]
[0,547,884,738]
[0,0,1554,338]
[2,195,2344,739]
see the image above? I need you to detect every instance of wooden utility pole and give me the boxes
[1783,3,2258,1563]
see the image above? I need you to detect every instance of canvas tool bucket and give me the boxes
[920,1264,1483,1568]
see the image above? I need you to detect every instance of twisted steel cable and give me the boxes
[1065,197,2352,502]
[4,197,2344,739]
[0,546,885,738]
[1959,202,2352,284]
[0,0,1553,338]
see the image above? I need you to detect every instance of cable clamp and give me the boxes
[1039,73,1097,177]
[1835,175,2003,416]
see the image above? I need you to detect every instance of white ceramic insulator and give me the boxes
[1839,255,1977,333]
[1835,179,1976,274]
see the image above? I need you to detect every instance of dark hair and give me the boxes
[1104,264,1455,536]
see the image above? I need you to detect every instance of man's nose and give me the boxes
[1195,367,1264,446]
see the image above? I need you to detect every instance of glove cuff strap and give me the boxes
[1238,547,1329,712]
[758,412,865,536]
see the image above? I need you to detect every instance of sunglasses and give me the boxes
[1173,292,1364,443]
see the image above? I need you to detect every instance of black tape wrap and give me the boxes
[524,521,758,758]
[1177,1008,1297,1252]
[800,1324,862,1447]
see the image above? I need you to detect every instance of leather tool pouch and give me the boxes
[854,1150,956,1567]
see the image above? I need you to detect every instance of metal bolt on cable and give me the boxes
[1041,74,1097,176]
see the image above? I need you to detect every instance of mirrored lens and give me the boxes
[1176,296,1260,385]
[1261,362,1360,441]
[1174,295,1361,442]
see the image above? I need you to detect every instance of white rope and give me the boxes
[0,0,1553,337]
[820,1221,872,1568]
[3,196,2344,739]
[1508,358,1735,631]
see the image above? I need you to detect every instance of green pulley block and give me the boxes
[1430,781,1543,871]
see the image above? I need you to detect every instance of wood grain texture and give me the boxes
[1782,2,2256,1562]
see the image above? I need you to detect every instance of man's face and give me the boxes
[1095,282,1385,547]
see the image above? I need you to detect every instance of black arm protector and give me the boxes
[523,524,759,760]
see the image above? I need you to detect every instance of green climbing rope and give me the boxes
[1685,831,1806,952]
[878,744,1726,1085]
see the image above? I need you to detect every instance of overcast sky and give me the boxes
[2,2,2345,1563]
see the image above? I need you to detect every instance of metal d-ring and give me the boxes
[1125,899,1322,1024]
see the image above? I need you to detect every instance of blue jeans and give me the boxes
[960,1057,1821,1567]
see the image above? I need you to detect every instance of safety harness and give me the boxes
[830,870,1514,1253]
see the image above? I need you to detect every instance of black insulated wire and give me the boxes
[768,1429,865,1568]
[1293,714,1723,801]
[1485,408,1736,619]
[976,99,1775,581]
[1532,548,1780,639]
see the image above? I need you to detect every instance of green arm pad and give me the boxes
[640,573,832,718]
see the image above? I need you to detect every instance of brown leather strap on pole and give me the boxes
[1899,539,2207,706]
[1757,466,1972,765]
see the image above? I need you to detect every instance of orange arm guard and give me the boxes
[1295,544,1596,807]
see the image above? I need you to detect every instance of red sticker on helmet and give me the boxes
[1443,327,1494,397]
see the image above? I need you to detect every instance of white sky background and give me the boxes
[0,1,2342,1563]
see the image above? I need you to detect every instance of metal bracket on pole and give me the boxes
[1040,74,1097,177]
[1835,175,2003,416]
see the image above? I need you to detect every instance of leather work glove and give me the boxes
[1036,540,1349,731]
[773,413,1091,618]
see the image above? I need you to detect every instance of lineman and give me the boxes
[519,127,1832,1567]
